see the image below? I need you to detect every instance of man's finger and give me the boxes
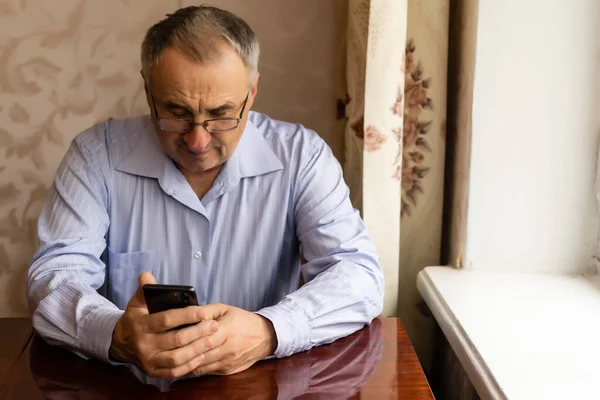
[191,335,229,369]
[128,271,157,309]
[154,319,218,351]
[193,353,246,376]
[194,303,228,321]
[193,358,227,376]
[153,324,226,369]
[144,305,205,333]
[150,354,205,379]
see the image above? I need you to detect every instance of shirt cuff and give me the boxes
[255,300,311,358]
[79,306,124,364]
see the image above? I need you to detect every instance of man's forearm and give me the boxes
[256,260,383,358]
[28,270,123,363]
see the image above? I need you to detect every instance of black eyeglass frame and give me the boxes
[150,91,250,134]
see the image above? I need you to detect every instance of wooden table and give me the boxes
[0,319,32,393]
[0,318,433,399]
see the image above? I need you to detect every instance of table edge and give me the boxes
[0,330,33,396]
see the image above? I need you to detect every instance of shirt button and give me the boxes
[194,251,202,259]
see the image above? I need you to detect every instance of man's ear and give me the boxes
[250,72,259,99]
[140,70,154,116]
[248,72,260,109]
[141,70,150,96]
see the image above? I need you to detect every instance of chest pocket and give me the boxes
[106,248,161,310]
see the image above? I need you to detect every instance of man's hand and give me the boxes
[191,304,278,376]
[110,272,219,379]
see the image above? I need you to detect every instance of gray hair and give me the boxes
[141,5,260,83]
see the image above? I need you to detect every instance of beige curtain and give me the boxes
[345,0,449,374]
[345,0,408,318]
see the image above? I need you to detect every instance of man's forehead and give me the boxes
[153,83,242,110]
[150,46,249,96]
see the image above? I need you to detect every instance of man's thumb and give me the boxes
[139,271,157,287]
[128,271,157,308]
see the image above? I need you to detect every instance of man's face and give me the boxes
[144,45,258,175]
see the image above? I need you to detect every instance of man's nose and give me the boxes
[183,125,212,151]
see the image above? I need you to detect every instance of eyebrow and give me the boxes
[206,103,236,114]
[164,101,193,114]
[163,100,236,115]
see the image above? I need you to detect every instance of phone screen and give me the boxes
[143,284,199,314]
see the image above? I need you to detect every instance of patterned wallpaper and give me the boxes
[0,0,347,317]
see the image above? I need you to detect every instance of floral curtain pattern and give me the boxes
[344,0,369,211]
[345,0,449,373]
[400,39,436,218]
[346,0,407,318]
[399,0,449,374]
[0,0,348,317]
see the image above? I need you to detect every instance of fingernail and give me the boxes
[210,321,217,331]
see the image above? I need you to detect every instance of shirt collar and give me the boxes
[115,113,284,187]
[114,116,165,180]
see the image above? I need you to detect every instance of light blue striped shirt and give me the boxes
[27,112,384,364]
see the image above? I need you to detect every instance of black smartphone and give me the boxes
[142,284,199,314]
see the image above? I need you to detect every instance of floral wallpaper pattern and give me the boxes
[0,0,347,317]
[1,0,158,317]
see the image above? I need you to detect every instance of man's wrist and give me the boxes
[255,303,311,358]
[108,320,128,363]
[258,315,278,357]
[108,342,122,362]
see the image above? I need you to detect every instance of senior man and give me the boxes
[27,5,383,379]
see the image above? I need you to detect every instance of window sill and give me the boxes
[417,266,600,400]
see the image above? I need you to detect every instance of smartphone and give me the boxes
[142,284,199,314]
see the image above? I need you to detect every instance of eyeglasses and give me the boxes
[150,91,250,134]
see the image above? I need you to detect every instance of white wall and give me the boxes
[464,0,600,273]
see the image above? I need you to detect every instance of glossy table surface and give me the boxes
[0,317,433,399]
[0,319,32,392]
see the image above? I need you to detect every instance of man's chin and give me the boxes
[180,159,222,174]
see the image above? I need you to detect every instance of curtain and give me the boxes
[345,0,407,318]
[345,0,449,374]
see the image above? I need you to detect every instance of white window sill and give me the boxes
[417,266,600,400]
